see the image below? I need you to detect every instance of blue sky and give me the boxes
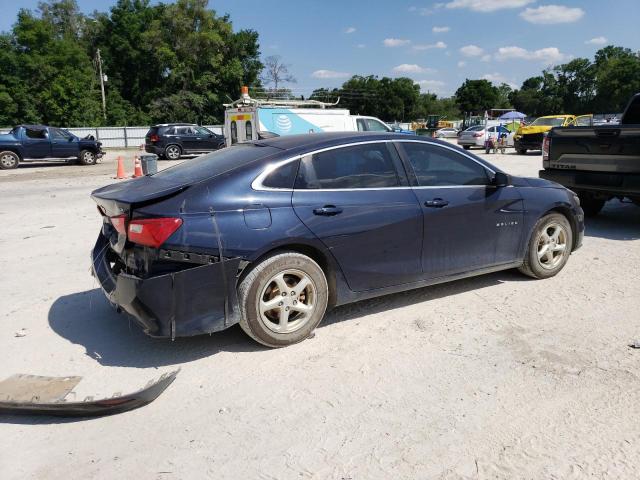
[1,0,638,97]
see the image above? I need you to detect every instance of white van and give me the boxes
[223,88,394,146]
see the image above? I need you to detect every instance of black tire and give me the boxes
[78,149,97,165]
[164,144,181,160]
[238,251,329,348]
[517,149,527,155]
[463,145,471,150]
[578,193,605,217]
[0,150,19,169]
[519,213,573,279]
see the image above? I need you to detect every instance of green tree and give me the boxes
[454,79,499,115]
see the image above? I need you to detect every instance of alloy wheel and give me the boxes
[166,146,180,160]
[536,222,568,269]
[0,153,18,168]
[257,269,317,334]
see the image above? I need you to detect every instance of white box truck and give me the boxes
[223,87,402,146]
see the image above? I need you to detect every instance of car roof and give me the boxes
[152,123,198,127]
[538,115,573,119]
[253,132,435,151]
[16,124,50,129]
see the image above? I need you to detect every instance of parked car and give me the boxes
[0,125,103,169]
[145,124,225,160]
[435,127,458,138]
[91,132,584,347]
[540,93,640,216]
[514,114,592,154]
[457,125,514,149]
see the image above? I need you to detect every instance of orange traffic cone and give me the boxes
[115,156,126,179]
[132,156,143,178]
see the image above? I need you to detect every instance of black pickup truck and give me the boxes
[540,93,640,216]
[0,125,104,169]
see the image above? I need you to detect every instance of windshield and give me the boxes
[531,117,566,127]
[152,144,280,183]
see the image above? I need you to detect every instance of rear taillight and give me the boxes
[473,132,484,137]
[128,217,182,248]
[542,135,550,161]
[149,134,160,142]
[110,214,128,235]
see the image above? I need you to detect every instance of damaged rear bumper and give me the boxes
[91,233,241,338]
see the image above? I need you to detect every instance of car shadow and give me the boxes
[17,160,74,169]
[584,200,640,241]
[47,289,262,368]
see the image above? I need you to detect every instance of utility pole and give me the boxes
[96,49,106,121]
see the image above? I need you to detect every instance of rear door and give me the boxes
[396,141,524,278]
[49,128,77,158]
[292,141,424,291]
[21,127,51,158]
[176,126,199,152]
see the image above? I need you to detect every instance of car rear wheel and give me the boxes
[165,145,181,160]
[462,145,471,150]
[0,151,19,169]
[517,149,526,154]
[519,213,573,279]
[238,251,328,348]
[78,149,97,165]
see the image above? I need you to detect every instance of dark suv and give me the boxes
[145,124,225,160]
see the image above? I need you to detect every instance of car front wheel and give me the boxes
[165,145,181,160]
[78,149,97,165]
[519,213,573,279]
[238,251,328,348]
[0,151,19,169]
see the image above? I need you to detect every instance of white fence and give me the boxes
[0,125,224,148]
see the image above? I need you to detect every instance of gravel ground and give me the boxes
[0,144,639,479]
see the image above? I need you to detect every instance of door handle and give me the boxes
[424,198,449,208]
[313,205,343,216]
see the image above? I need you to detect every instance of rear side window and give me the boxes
[295,143,401,189]
[400,142,489,187]
[261,160,299,189]
[25,128,47,139]
[153,144,280,183]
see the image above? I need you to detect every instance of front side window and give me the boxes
[400,142,490,187]
[50,128,72,140]
[195,126,212,136]
[295,143,401,189]
[366,118,390,132]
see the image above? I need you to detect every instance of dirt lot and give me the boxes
[1,145,639,479]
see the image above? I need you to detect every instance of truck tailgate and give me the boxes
[546,126,640,174]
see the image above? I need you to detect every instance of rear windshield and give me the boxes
[151,144,280,183]
[466,126,484,132]
[531,117,565,127]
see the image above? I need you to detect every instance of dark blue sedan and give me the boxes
[91,132,584,347]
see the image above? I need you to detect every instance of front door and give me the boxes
[396,141,524,279]
[49,128,77,158]
[194,126,220,151]
[292,141,423,292]
[21,127,51,158]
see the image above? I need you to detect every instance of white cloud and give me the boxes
[408,6,434,15]
[392,64,435,74]
[520,5,585,24]
[417,79,447,94]
[482,73,517,89]
[443,0,534,12]
[384,38,411,47]
[344,26,356,34]
[495,46,569,64]
[457,61,467,68]
[432,26,450,33]
[460,44,485,57]
[481,54,491,62]
[413,41,447,50]
[356,43,366,49]
[311,70,351,79]
[586,36,607,45]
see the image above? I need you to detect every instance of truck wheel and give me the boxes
[78,149,97,165]
[164,145,181,160]
[238,251,329,348]
[517,149,526,154]
[578,193,605,217]
[0,151,19,169]
[519,213,573,280]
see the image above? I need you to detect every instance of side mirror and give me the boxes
[492,171,510,187]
